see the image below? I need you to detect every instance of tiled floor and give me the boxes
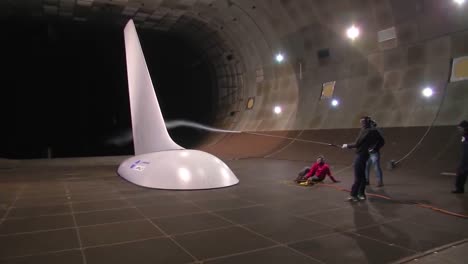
[0,158,467,263]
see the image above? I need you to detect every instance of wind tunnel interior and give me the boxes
[2,1,468,263]
[1,0,468,171]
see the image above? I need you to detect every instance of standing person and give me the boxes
[452,120,468,194]
[365,119,385,187]
[342,116,384,201]
[295,155,339,185]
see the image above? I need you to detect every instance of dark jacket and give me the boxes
[369,128,385,153]
[458,135,468,175]
[347,128,383,154]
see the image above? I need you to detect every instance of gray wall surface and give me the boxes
[1,0,467,132]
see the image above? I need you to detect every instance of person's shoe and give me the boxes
[346,196,359,202]
[357,195,367,201]
[451,190,464,194]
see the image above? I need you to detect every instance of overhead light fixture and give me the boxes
[274,106,282,114]
[422,87,434,98]
[331,99,340,107]
[454,0,465,5]
[275,53,284,63]
[346,25,360,40]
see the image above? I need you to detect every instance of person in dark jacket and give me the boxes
[342,116,384,201]
[453,120,468,194]
[365,119,385,187]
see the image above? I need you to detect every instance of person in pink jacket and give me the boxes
[295,156,339,185]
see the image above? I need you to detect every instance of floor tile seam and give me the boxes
[289,214,347,229]
[65,183,87,264]
[136,209,200,262]
[123,194,200,263]
[295,212,402,233]
[1,217,151,233]
[176,194,239,202]
[140,210,212,220]
[196,204,263,213]
[12,197,127,208]
[343,230,420,253]
[0,214,398,237]
[0,222,239,250]
[166,224,237,237]
[5,205,136,220]
[0,247,82,261]
[290,205,356,217]
[69,197,127,204]
[78,218,152,228]
[72,206,142,216]
[71,196,127,205]
[82,235,168,249]
[121,193,177,200]
[19,190,120,197]
[345,218,403,232]
[127,200,196,208]
[187,201,326,264]
[195,245,283,263]
[282,232,346,246]
[0,226,77,237]
[0,185,25,225]
[399,218,468,237]
[296,204,397,222]
[79,222,238,248]
[237,223,327,264]
[72,205,135,214]
[391,238,468,264]
[231,196,266,205]
[17,194,69,199]
[207,201,354,227]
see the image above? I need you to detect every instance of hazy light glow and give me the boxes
[180,151,189,157]
[422,87,434,98]
[275,53,284,63]
[178,168,191,182]
[454,0,465,5]
[274,106,282,114]
[346,25,360,40]
[220,168,230,179]
[331,99,339,107]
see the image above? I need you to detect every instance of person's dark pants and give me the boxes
[455,171,467,192]
[310,176,325,182]
[351,152,369,197]
[296,167,310,182]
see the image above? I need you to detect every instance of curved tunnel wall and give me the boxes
[174,0,468,170]
[1,0,467,164]
[130,0,468,132]
[193,0,468,131]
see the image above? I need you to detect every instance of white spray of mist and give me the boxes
[106,120,338,148]
[106,120,240,146]
[165,120,241,134]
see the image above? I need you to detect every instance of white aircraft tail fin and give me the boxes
[123,20,182,155]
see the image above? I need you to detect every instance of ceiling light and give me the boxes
[331,99,339,107]
[422,87,434,98]
[346,25,360,40]
[275,53,284,63]
[274,106,282,114]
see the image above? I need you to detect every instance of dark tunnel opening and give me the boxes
[1,19,216,159]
